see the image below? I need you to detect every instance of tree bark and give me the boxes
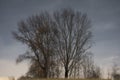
[43,68,48,78]
[65,67,69,78]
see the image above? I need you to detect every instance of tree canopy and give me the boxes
[13,8,92,78]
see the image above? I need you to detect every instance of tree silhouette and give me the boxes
[13,8,92,78]
[13,12,57,78]
[53,8,92,78]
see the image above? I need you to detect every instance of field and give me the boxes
[19,79,111,80]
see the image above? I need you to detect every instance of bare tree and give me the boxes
[69,61,82,78]
[107,68,111,79]
[13,12,57,78]
[26,56,60,78]
[82,53,94,78]
[82,53,101,79]
[48,55,61,78]
[53,8,92,78]
[26,61,45,78]
[17,76,31,80]
[92,65,101,79]
[111,63,120,80]
[13,8,92,78]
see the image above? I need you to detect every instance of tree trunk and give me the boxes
[65,68,69,78]
[43,68,48,78]
[43,67,48,78]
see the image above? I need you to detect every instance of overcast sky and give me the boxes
[0,0,120,79]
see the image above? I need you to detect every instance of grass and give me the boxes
[21,78,111,80]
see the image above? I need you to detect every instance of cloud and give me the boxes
[103,56,119,62]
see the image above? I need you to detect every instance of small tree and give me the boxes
[26,57,60,78]
[26,61,45,78]
[91,65,101,79]
[82,53,93,78]
[17,76,31,80]
[82,53,101,79]
[111,63,120,80]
